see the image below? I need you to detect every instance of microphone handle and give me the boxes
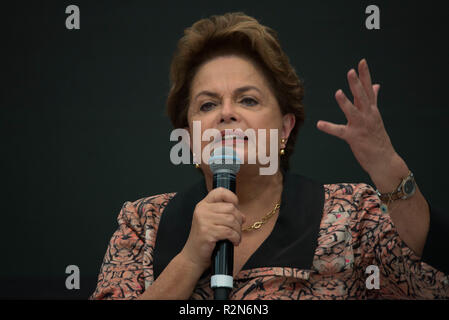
[213,171,236,191]
[212,172,236,300]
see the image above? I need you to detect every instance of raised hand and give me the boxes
[317,59,397,179]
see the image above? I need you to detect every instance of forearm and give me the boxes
[369,153,430,257]
[137,253,205,300]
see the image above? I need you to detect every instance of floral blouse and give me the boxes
[90,173,449,300]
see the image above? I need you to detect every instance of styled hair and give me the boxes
[166,12,305,172]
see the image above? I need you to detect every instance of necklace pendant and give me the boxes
[252,221,263,229]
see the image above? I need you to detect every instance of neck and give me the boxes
[204,165,284,219]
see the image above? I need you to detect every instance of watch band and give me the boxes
[376,171,414,204]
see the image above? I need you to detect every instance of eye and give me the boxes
[240,97,258,106]
[200,102,216,112]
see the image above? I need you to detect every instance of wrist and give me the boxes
[177,250,209,276]
[369,152,409,193]
[138,251,205,300]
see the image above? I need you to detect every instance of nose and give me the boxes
[220,99,239,124]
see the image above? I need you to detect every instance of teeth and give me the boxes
[223,135,244,140]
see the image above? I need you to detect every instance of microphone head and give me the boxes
[208,146,241,175]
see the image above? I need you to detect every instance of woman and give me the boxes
[90,12,449,300]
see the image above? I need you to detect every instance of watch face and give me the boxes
[404,179,415,195]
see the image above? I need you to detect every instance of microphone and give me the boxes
[208,146,241,300]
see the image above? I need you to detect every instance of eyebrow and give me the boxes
[193,85,262,101]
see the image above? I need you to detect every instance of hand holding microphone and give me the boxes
[180,187,245,271]
[180,147,242,300]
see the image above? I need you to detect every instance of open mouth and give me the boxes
[221,135,248,141]
[220,130,249,142]
[220,136,248,146]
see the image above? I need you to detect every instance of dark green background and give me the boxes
[1,0,448,299]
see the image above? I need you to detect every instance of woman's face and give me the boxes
[187,55,295,175]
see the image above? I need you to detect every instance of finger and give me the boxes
[214,225,241,246]
[213,211,243,234]
[317,120,346,140]
[358,59,375,103]
[347,69,370,109]
[335,89,358,121]
[206,187,239,206]
[213,203,245,226]
[373,84,380,106]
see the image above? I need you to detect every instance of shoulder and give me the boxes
[116,192,177,230]
[323,182,376,198]
[130,192,178,216]
[320,182,385,235]
[314,183,386,276]
[323,182,380,212]
[319,182,382,233]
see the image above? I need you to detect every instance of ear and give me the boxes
[281,113,296,141]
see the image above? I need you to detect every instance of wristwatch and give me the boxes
[376,171,416,204]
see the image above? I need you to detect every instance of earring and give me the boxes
[280,138,286,156]
[193,152,201,169]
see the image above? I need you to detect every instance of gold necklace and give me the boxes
[242,201,281,232]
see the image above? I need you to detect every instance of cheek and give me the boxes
[250,114,283,140]
[188,121,220,159]
[252,106,283,128]
[257,123,282,153]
